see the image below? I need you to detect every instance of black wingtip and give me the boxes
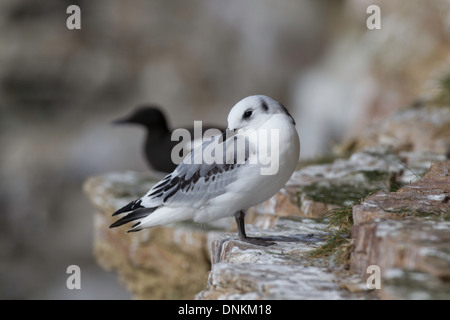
[110,207,156,229]
[109,220,125,229]
[126,222,142,233]
[112,199,143,216]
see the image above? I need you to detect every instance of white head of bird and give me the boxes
[227,95,296,133]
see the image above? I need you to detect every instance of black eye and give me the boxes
[243,109,253,120]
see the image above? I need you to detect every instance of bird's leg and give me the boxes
[234,210,276,246]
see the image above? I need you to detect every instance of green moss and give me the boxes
[299,167,402,207]
[358,170,389,181]
[406,209,450,221]
[302,181,376,207]
[381,206,450,221]
[430,73,450,108]
[296,153,340,170]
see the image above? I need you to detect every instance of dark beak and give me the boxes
[288,114,296,126]
[226,128,237,135]
[219,128,237,142]
[112,117,132,125]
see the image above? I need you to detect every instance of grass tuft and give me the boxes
[307,205,354,267]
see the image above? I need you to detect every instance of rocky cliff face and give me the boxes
[84,96,449,299]
[351,161,450,299]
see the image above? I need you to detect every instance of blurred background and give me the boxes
[1,0,449,299]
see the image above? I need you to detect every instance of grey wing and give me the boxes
[140,132,250,208]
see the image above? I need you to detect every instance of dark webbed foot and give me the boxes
[237,236,276,247]
[234,210,276,246]
[234,211,324,246]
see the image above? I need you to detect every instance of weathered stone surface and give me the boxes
[352,161,449,226]
[338,105,450,159]
[83,171,234,299]
[196,217,373,300]
[251,147,407,219]
[381,269,450,300]
[351,161,450,298]
[252,141,448,224]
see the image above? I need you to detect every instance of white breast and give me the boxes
[195,114,300,223]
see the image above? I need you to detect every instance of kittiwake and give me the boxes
[110,95,300,246]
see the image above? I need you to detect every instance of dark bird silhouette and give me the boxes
[113,105,225,173]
